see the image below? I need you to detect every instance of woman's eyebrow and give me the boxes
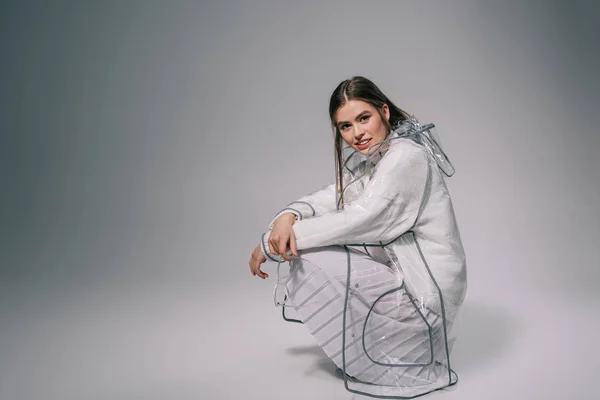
[337,110,370,126]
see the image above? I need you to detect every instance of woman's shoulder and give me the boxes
[382,138,429,171]
[388,137,427,155]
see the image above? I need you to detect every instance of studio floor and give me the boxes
[1,276,598,400]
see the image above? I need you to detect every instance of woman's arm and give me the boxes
[263,142,430,255]
[261,183,337,263]
[267,182,337,229]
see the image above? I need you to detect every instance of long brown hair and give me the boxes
[329,76,410,208]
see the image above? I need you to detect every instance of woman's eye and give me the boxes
[340,124,350,130]
[361,115,370,121]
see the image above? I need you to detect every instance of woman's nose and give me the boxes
[354,126,365,139]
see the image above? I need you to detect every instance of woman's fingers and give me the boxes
[248,256,255,276]
[249,246,269,279]
[255,266,268,279]
[269,235,286,256]
[290,231,298,257]
[279,240,290,262]
[268,238,277,255]
[269,238,279,256]
[250,259,268,279]
[269,231,295,262]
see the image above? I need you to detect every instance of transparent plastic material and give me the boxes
[271,117,467,398]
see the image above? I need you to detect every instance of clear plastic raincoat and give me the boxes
[260,117,467,398]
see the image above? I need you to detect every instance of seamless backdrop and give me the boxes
[2,1,599,399]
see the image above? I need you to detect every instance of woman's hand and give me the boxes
[268,213,298,262]
[249,245,268,279]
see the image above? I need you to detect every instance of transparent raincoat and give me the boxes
[260,117,467,398]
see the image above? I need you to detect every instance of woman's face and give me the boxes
[335,100,390,155]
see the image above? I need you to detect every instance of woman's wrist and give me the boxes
[277,212,298,225]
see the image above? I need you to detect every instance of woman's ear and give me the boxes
[382,104,390,121]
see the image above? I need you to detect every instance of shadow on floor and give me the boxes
[284,300,522,378]
[285,344,340,379]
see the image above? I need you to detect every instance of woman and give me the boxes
[248,76,467,398]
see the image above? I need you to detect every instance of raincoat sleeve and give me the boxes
[267,182,337,229]
[262,142,429,255]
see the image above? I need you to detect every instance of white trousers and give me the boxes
[284,246,445,388]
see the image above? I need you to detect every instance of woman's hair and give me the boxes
[329,76,410,206]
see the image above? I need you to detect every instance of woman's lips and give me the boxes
[356,138,372,150]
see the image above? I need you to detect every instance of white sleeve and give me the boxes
[267,182,337,229]
[291,144,430,249]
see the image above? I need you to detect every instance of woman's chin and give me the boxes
[362,146,380,156]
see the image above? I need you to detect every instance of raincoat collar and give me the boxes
[341,116,455,178]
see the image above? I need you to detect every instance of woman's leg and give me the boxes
[284,246,441,387]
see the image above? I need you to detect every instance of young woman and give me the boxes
[248,76,467,398]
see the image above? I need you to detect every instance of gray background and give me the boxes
[2,1,599,399]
